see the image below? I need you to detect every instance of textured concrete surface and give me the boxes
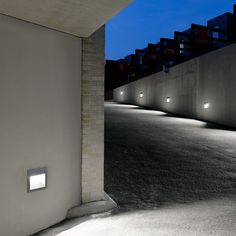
[81,26,105,203]
[114,43,236,128]
[37,102,236,235]
[0,0,133,37]
[67,193,117,219]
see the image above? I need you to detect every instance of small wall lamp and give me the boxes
[204,102,210,109]
[27,167,47,192]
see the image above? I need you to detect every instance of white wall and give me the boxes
[114,43,236,128]
[0,15,81,236]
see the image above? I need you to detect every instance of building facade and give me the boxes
[0,1,132,235]
[106,4,236,93]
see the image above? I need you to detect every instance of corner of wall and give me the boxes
[81,26,105,203]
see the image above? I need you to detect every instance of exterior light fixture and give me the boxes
[27,167,47,192]
[140,92,144,98]
[204,102,210,109]
[120,91,123,95]
[166,97,171,103]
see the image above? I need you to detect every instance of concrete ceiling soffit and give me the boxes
[0,0,133,37]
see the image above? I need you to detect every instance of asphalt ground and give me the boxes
[104,102,236,210]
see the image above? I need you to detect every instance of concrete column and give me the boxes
[81,26,105,203]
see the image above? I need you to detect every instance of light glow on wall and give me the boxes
[27,168,47,192]
[204,102,210,109]
[140,92,144,98]
[166,97,171,103]
[120,91,124,95]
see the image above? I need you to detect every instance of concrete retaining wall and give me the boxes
[114,43,236,128]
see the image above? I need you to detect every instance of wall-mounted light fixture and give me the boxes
[27,167,47,192]
[204,102,210,109]
[166,97,171,103]
[120,91,124,96]
[139,92,144,98]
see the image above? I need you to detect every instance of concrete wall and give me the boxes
[114,43,236,128]
[0,15,81,236]
[81,26,105,203]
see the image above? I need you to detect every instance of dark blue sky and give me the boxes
[106,0,236,60]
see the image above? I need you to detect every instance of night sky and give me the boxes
[106,0,236,60]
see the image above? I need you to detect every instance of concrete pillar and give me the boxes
[81,26,105,203]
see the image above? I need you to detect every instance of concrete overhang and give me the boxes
[0,0,133,37]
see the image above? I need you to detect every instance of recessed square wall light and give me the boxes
[140,92,144,98]
[166,97,171,103]
[120,91,124,95]
[27,167,47,192]
[204,102,210,109]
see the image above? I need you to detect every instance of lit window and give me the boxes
[120,91,124,95]
[179,40,184,54]
[140,92,144,98]
[140,56,143,65]
[213,26,219,39]
[166,97,171,103]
